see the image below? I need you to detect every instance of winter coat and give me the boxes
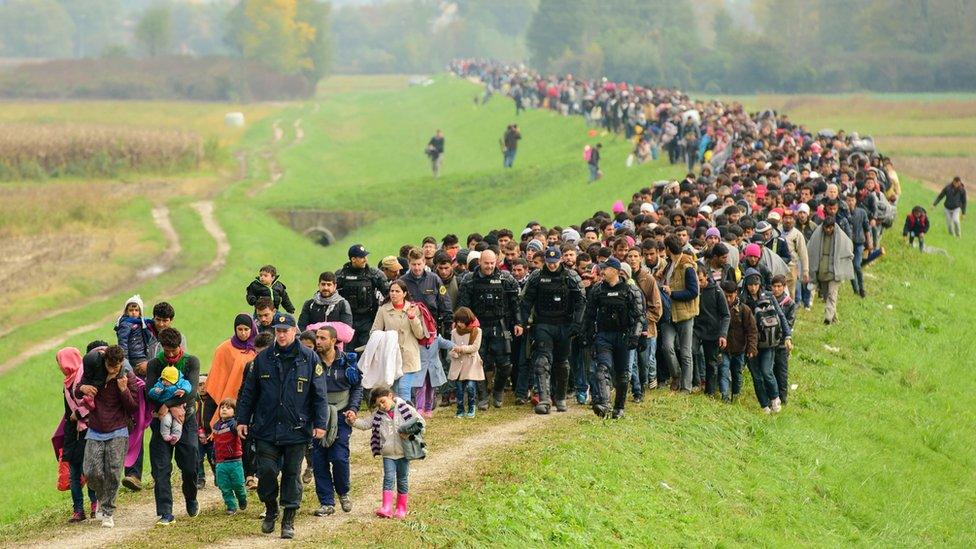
[903,213,930,236]
[370,302,426,374]
[76,370,140,434]
[415,335,452,388]
[725,298,758,356]
[667,253,700,322]
[933,183,966,213]
[807,225,855,282]
[148,373,192,404]
[353,398,426,460]
[298,293,354,331]
[448,328,484,381]
[212,417,242,463]
[245,276,295,314]
[693,279,730,341]
[115,294,155,365]
[633,265,663,338]
[782,227,809,274]
[205,339,256,428]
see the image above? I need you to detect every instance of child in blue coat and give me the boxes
[148,366,192,444]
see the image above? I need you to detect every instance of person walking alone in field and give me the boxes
[586,143,602,182]
[426,129,445,178]
[502,124,521,168]
[933,176,966,237]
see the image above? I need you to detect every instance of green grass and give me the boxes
[1,77,974,546]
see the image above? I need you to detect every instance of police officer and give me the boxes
[582,258,642,419]
[456,249,523,409]
[311,325,361,517]
[336,244,389,350]
[520,246,585,414]
[236,313,328,539]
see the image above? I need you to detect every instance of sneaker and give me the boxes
[101,515,114,528]
[529,394,541,407]
[575,393,587,405]
[761,407,772,415]
[591,404,609,418]
[122,475,142,492]
[156,514,175,526]
[514,397,527,405]
[314,505,335,517]
[611,409,625,419]
[633,395,644,403]
[69,511,85,523]
[491,397,503,408]
[770,397,782,413]
[455,411,464,418]
[477,400,489,411]
[93,508,105,522]
[226,509,237,515]
[466,410,476,418]
[259,509,266,519]
[554,400,567,412]
[533,403,551,415]
[646,379,658,390]
[187,500,200,518]
[339,495,352,513]
[302,467,314,485]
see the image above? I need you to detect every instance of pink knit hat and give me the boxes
[744,243,762,258]
[612,200,625,214]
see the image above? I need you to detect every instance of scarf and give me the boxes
[313,291,344,320]
[57,347,83,390]
[230,313,258,352]
[158,348,186,370]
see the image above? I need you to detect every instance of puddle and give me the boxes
[269,209,372,247]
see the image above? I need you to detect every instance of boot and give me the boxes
[613,380,629,412]
[261,503,278,534]
[375,490,394,518]
[533,402,551,415]
[393,493,409,519]
[280,508,296,539]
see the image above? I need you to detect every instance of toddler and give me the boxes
[448,307,483,418]
[212,398,247,514]
[149,366,191,444]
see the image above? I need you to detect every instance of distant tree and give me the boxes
[59,0,123,58]
[0,0,75,58]
[135,5,173,57]
[526,0,589,71]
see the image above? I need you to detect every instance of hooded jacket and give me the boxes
[246,275,295,314]
[693,277,730,341]
[115,294,155,365]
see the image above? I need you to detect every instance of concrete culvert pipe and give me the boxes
[303,226,336,247]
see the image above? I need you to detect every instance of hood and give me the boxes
[743,267,762,282]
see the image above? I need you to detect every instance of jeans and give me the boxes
[747,348,779,408]
[312,421,351,506]
[720,353,745,401]
[149,414,199,517]
[382,457,410,494]
[215,459,247,511]
[256,440,306,510]
[455,380,476,414]
[851,243,865,294]
[570,338,595,399]
[396,371,418,404]
[588,163,599,182]
[795,279,813,308]
[908,231,926,251]
[641,336,658,388]
[660,319,694,391]
[503,148,517,168]
[774,348,790,404]
[70,460,97,513]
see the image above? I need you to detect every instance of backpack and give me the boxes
[583,145,592,162]
[753,294,782,349]
[874,192,897,227]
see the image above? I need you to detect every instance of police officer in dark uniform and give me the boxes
[236,313,328,539]
[520,247,586,414]
[335,244,389,350]
[456,249,523,409]
[582,258,642,419]
[311,325,361,517]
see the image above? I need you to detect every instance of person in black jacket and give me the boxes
[902,206,930,251]
[298,271,354,331]
[502,124,521,168]
[236,313,327,539]
[336,245,390,350]
[246,265,295,314]
[693,265,730,396]
[933,176,966,237]
[426,129,445,177]
[146,328,201,526]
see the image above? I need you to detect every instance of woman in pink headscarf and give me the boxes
[55,347,98,522]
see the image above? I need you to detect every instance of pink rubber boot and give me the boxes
[393,493,409,519]
[375,490,394,518]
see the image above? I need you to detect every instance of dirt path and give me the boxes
[292,118,305,145]
[23,408,582,548]
[272,120,283,143]
[0,202,228,377]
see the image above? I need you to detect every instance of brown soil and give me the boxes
[890,156,976,193]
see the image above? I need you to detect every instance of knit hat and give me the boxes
[705,227,721,239]
[620,262,633,279]
[744,243,762,258]
[526,240,544,253]
[612,200,625,214]
[161,366,179,384]
[640,202,655,214]
[561,228,581,244]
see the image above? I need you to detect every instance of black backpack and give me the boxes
[753,294,782,349]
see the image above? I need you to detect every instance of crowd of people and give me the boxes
[52,59,968,541]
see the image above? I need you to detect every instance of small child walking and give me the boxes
[245,264,295,314]
[148,366,191,444]
[903,206,930,251]
[212,398,247,514]
[448,307,483,418]
[346,386,425,519]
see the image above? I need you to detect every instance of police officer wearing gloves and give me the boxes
[336,244,390,350]
[456,250,524,409]
[519,246,586,415]
[236,313,328,539]
[311,325,362,517]
[582,258,643,419]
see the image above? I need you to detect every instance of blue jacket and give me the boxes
[148,374,192,404]
[321,350,362,413]
[115,317,155,364]
[236,339,328,445]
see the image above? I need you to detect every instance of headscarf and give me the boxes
[57,347,83,390]
[230,313,257,352]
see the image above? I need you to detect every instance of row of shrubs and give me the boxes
[0,56,312,101]
[0,123,213,180]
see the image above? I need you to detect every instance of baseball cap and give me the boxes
[544,247,562,264]
[348,244,369,258]
[272,312,296,329]
[601,257,622,271]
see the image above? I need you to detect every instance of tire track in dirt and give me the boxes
[0,202,228,377]
[21,408,583,548]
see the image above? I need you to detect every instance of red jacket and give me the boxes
[212,418,242,462]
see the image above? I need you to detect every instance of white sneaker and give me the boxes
[101,515,114,528]
[771,398,782,413]
[761,406,772,415]
[93,509,105,521]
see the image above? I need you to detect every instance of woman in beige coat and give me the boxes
[448,307,484,418]
[371,280,426,403]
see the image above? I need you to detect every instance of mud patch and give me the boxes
[269,209,373,247]
[891,156,976,193]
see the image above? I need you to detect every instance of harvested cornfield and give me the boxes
[0,123,206,180]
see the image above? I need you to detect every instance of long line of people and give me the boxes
[52,58,966,540]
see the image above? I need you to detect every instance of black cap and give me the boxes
[348,244,369,258]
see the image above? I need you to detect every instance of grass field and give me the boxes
[0,78,974,545]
